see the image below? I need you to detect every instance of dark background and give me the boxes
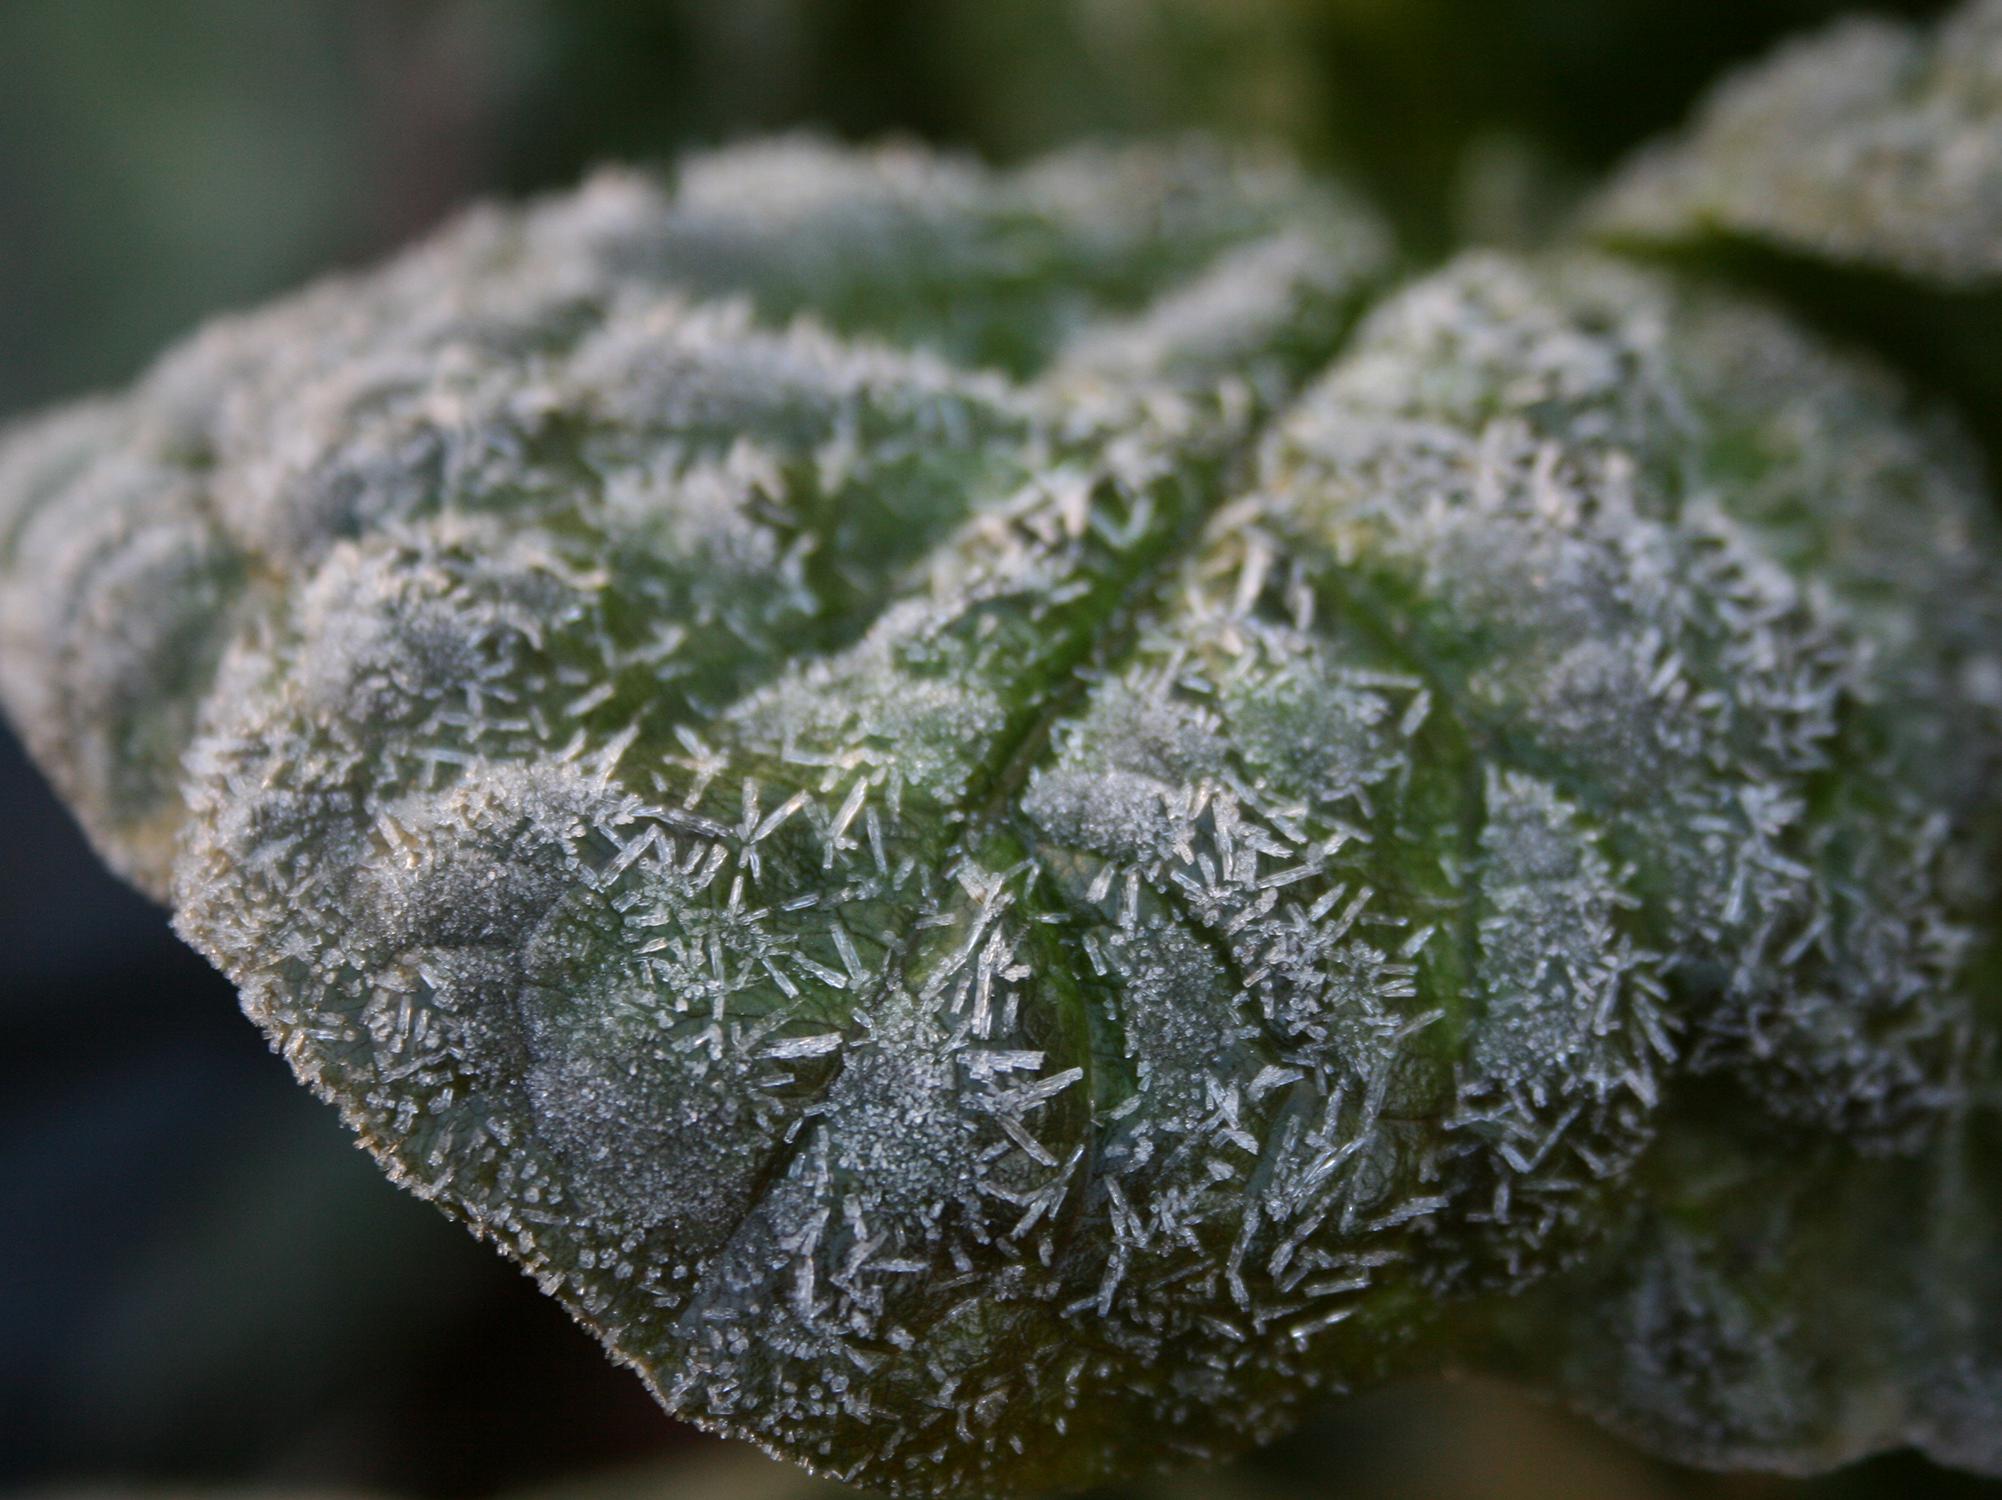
[0,3,1986,1497]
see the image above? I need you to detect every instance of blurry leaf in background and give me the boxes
[1587,0,2002,470]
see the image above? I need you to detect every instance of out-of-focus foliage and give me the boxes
[1594,0,2002,283]
[1588,0,2002,467]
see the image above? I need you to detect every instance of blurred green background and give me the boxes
[0,3,1991,1498]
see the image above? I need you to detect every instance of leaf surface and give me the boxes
[3,137,2001,1496]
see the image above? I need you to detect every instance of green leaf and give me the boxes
[2,136,1999,1496]
[1587,0,2002,463]
[1592,0,2002,286]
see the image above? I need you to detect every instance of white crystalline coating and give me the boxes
[1591,0,2002,285]
[1055,230,1388,401]
[638,134,1388,378]
[0,135,1379,901]
[1,134,2000,1499]
[1265,253,2002,1145]
[1468,767,1655,1092]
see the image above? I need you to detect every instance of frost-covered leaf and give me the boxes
[1591,0,2002,286]
[2,137,2001,1498]
[1586,0,2002,459]
[0,136,1383,900]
